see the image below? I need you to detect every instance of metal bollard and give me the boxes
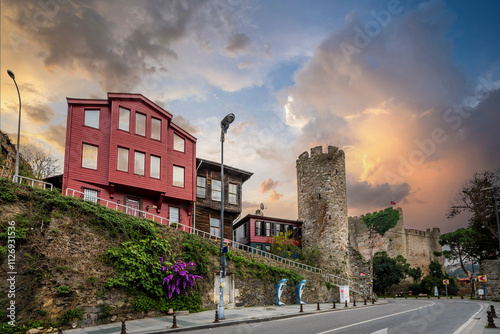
[333,300,336,309]
[214,309,220,323]
[416,296,418,299]
[438,295,440,299]
[461,295,464,299]
[121,320,127,334]
[491,305,498,318]
[372,298,375,304]
[428,296,430,299]
[486,310,497,329]
[450,296,452,299]
[300,304,304,313]
[353,299,356,307]
[364,298,367,305]
[405,296,407,299]
[58,328,63,334]
[317,302,320,311]
[171,315,178,329]
[345,300,348,308]
[394,295,396,299]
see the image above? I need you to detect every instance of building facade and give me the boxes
[194,159,252,240]
[62,93,197,227]
[233,214,302,257]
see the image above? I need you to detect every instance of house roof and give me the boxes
[67,93,197,142]
[196,158,253,183]
[233,214,301,228]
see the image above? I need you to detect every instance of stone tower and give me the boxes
[296,146,350,275]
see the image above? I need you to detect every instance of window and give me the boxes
[210,218,220,237]
[255,244,262,251]
[229,183,237,204]
[196,176,206,197]
[243,223,248,238]
[264,221,271,236]
[150,155,160,179]
[264,245,271,252]
[82,144,98,169]
[255,221,262,236]
[117,147,129,172]
[135,112,146,136]
[212,180,221,201]
[169,207,179,225]
[83,188,98,203]
[134,151,145,175]
[173,133,185,152]
[173,166,184,187]
[151,117,161,140]
[84,109,99,129]
[119,107,130,131]
[271,223,279,236]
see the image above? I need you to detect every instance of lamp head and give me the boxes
[7,70,15,80]
[221,113,235,133]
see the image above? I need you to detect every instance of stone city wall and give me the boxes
[482,259,500,301]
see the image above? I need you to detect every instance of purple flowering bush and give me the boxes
[161,258,203,299]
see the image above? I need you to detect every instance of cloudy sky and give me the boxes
[1,0,499,233]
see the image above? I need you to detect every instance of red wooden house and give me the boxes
[233,214,302,258]
[62,93,196,228]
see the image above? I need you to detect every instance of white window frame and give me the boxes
[212,180,221,201]
[169,207,180,225]
[210,218,220,237]
[173,165,185,187]
[135,112,146,136]
[134,151,145,176]
[151,117,161,141]
[229,183,237,204]
[196,176,206,198]
[84,109,100,129]
[150,155,160,179]
[82,144,98,170]
[119,107,130,132]
[83,188,98,203]
[117,147,129,172]
[173,133,185,152]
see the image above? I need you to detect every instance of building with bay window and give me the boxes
[62,93,196,227]
[194,159,253,241]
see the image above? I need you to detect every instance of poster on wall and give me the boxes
[339,285,350,303]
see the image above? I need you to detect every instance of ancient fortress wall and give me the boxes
[296,146,350,275]
[348,210,443,275]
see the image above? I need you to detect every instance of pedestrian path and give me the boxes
[468,300,500,334]
[63,300,383,334]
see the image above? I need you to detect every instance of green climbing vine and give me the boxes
[362,207,400,235]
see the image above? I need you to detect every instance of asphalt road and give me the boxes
[187,299,482,334]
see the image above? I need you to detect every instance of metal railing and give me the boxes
[13,175,53,190]
[65,188,323,274]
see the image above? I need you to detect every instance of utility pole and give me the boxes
[369,224,374,300]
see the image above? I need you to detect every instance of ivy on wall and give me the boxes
[362,207,400,236]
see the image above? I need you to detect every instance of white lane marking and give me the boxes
[316,302,435,334]
[371,328,388,334]
[451,303,485,334]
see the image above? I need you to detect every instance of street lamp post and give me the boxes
[7,70,22,180]
[480,186,500,253]
[218,113,235,320]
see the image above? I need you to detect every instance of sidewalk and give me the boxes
[466,300,500,334]
[63,301,384,334]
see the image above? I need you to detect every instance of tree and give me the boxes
[372,251,407,295]
[270,230,301,259]
[447,169,499,252]
[20,145,60,179]
[439,227,491,277]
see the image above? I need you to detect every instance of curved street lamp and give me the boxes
[218,113,235,320]
[7,70,22,180]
